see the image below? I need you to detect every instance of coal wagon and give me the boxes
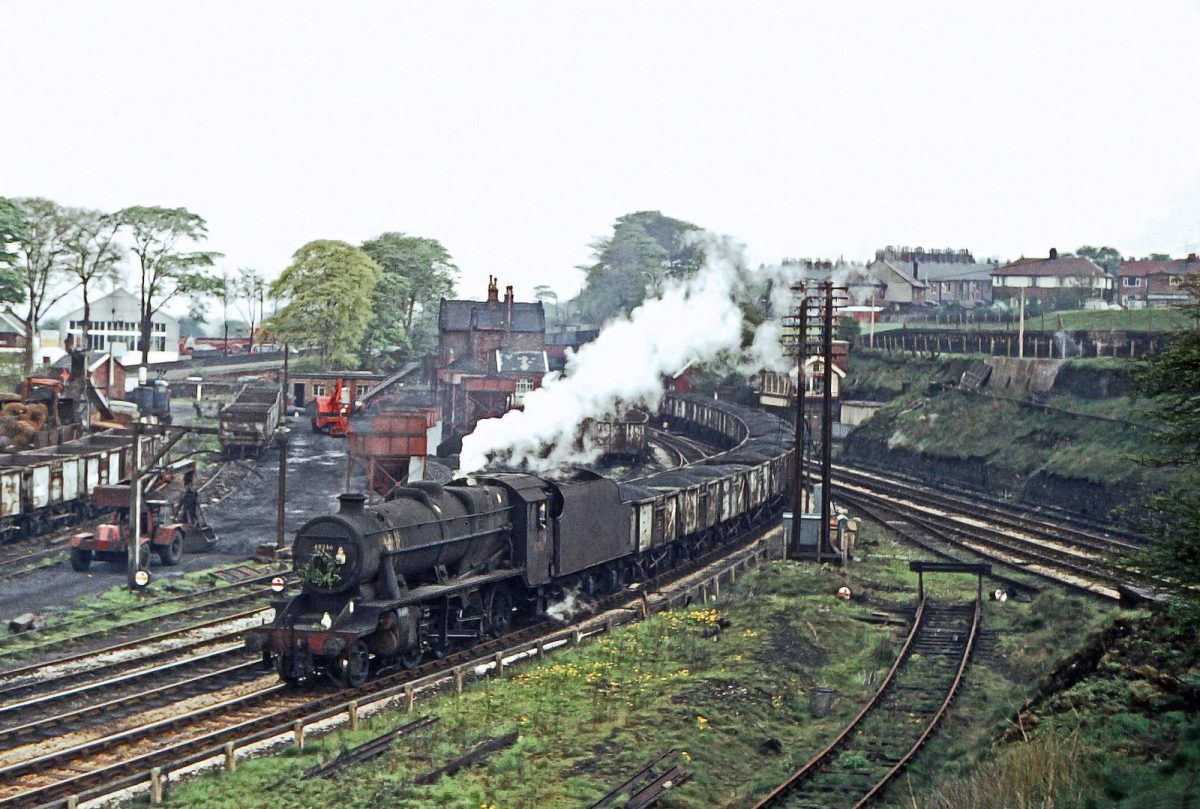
[219,383,283,458]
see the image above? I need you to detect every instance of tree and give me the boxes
[232,268,267,354]
[9,198,77,377]
[1136,277,1200,620]
[574,211,704,324]
[1148,253,1172,261]
[0,197,27,273]
[62,208,123,351]
[359,233,457,363]
[1075,245,1123,274]
[116,206,221,364]
[533,285,559,327]
[268,240,381,368]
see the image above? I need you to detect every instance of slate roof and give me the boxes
[873,259,928,289]
[993,256,1104,278]
[1117,257,1200,278]
[438,299,546,333]
[495,350,549,374]
[917,262,996,282]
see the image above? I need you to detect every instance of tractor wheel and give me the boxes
[158,529,185,566]
[69,547,93,572]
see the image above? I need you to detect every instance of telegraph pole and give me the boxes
[127,419,144,590]
[820,281,836,559]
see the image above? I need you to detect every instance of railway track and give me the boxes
[829,470,1154,599]
[752,598,980,809]
[837,461,1145,545]
[645,428,712,470]
[0,510,784,808]
[0,568,289,667]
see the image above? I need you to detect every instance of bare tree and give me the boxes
[233,268,266,354]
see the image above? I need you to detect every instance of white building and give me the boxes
[62,288,180,365]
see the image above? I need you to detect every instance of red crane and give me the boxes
[312,377,352,436]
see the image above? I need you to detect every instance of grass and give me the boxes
[869,306,1196,334]
[156,521,1118,809]
[0,562,281,662]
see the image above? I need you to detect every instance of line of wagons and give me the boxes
[610,394,795,565]
[0,429,167,540]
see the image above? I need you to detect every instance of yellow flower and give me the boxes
[696,715,709,729]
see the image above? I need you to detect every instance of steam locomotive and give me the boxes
[246,394,793,687]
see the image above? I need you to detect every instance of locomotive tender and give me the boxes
[248,394,793,687]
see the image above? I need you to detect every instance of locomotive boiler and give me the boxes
[247,394,794,688]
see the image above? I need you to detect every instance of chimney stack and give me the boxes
[487,276,499,304]
[1049,247,1058,260]
[912,259,919,280]
[1188,253,1197,263]
[504,285,514,331]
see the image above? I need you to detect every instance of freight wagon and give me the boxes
[219,383,283,458]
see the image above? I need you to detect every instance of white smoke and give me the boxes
[545,585,594,623]
[458,233,799,475]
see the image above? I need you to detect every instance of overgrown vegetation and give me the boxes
[157,524,1118,808]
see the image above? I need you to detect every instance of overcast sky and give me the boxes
[4,0,1200,312]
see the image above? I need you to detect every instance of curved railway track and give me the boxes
[752,598,980,809]
[0,518,782,808]
[644,427,713,471]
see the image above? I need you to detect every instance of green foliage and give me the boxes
[298,546,342,590]
[1075,245,1123,274]
[573,210,704,324]
[0,197,27,285]
[1134,280,1200,616]
[62,207,123,345]
[9,197,78,376]
[837,315,861,341]
[359,232,457,366]
[268,240,381,368]
[117,205,222,362]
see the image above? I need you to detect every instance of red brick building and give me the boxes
[1116,255,1200,308]
[437,278,547,436]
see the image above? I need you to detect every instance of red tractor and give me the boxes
[69,485,188,572]
[311,377,352,436]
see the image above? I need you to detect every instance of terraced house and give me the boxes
[1115,254,1200,308]
[990,248,1113,304]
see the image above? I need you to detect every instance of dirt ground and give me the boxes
[0,414,367,621]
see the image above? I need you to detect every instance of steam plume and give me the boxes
[459,233,797,474]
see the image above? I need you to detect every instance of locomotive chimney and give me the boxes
[487,275,499,305]
[338,493,367,515]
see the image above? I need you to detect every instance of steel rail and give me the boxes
[853,601,980,808]
[0,606,267,683]
[12,509,785,809]
[750,599,927,808]
[838,488,1129,599]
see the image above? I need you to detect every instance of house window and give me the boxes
[358,385,372,396]
[1169,275,1183,287]
[1123,277,1142,287]
[313,383,326,397]
[514,378,534,406]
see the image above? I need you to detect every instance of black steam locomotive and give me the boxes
[247,394,793,687]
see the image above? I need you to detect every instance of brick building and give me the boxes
[991,249,1112,303]
[1116,255,1200,308]
[436,278,548,436]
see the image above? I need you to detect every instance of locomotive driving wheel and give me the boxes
[487,587,514,637]
[329,640,371,688]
